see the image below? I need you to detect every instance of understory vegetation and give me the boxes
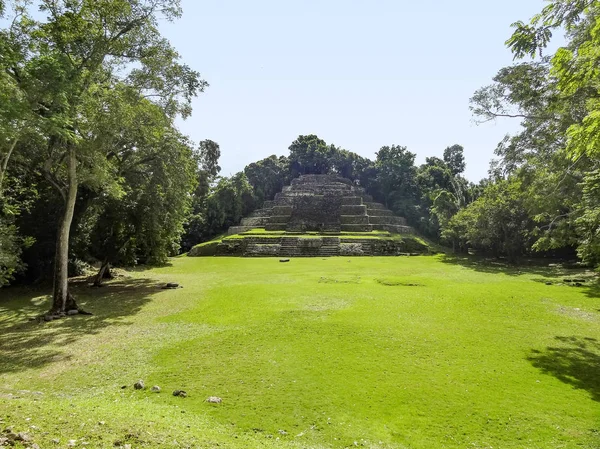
[1,256,599,448]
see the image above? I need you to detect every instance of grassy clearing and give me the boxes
[0,256,599,448]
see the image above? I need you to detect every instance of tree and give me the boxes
[288,135,333,175]
[373,145,419,221]
[442,180,532,261]
[2,0,206,313]
[469,0,600,263]
[244,155,289,205]
[443,144,466,176]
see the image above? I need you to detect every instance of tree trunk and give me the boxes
[93,257,111,287]
[0,137,18,195]
[50,147,78,314]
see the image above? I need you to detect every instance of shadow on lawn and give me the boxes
[529,336,600,402]
[440,254,600,298]
[0,278,162,374]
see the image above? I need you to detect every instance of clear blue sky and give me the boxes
[160,1,556,182]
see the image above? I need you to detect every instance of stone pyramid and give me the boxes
[228,174,413,235]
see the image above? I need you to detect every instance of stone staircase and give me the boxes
[319,237,340,256]
[278,237,300,257]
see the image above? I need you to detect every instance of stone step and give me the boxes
[340,196,363,205]
[372,224,414,234]
[365,202,386,210]
[241,216,270,226]
[368,209,393,217]
[249,208,273,218]
[268,215,292,225]
[340,205,367,215]
[368,215,407,226]
[340,215,370,225]
[272,205,293,215]
[340,224,373,232]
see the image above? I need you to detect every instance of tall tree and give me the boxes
[443,144,466,176]
[373,145,419,221]
[2,0,206,313]
[288,135,333,175]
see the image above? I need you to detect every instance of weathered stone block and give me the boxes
[368,215,407,226]
[368,209,393,217]
[298,238,322,248]
[241,216,270,226]
[244,244,281,256]
[365,202,386,210]
[272,205,293,215]
[341,196,363,205]
[340,243,367,256]
[340,215,370,225]
[340,224,373,232]
[372,224,413,234]
[340,205,366,215]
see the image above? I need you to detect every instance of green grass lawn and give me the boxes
[1,256,599,448]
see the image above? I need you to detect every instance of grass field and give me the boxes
[0,255,599,448]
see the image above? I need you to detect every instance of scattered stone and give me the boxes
[151,385,161,393]
[572,278,586,283]
[206,396,222,403]
[173,390,187,398]
[162,282,180,289]
[98,421,105,426]
[133,380,145,390]
[120,385,127,389]
[575,282,583,287]
[278,430,287,435]
[51,438,60,444]
[563,279,572,283]
[67,309,79,316]
[16,432,32,442]
[545,281,553,285]
[279,259,290,263]
[43,315,54,322]
[67,439,77,447]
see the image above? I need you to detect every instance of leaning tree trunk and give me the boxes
[93,257,111,287]
[50,147,79,314]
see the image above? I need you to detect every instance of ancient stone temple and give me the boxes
[228,174,412,235]
[189,174,430,257]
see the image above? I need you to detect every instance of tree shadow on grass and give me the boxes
[439,254,581,277]
[528,336,600,402]
[0,277,163,374]
[440,254,600,298]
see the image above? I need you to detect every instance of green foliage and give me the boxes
[443,180,532,260]
[244,155,289,205]
[0,216,22,287]
[373,145,419,219]
[0,0,207,288]
[443,144,466,176]
[288,134,334,175]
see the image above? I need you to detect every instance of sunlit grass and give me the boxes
[0,256,599,448]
